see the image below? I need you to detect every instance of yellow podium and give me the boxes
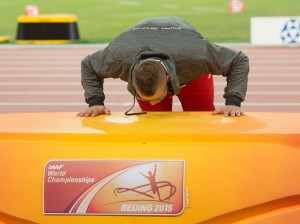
[0,36,9,43]
[0,112,300,224]
[16,14,80,44]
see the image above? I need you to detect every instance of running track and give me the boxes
[0,44,300,114]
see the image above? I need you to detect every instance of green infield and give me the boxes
[1,0,300,43]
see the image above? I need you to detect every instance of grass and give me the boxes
[1,0,300,43]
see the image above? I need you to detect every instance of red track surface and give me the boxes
[0,44,300,114]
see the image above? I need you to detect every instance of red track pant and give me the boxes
[137,74,215,111]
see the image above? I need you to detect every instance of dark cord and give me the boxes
[125,95,147,116]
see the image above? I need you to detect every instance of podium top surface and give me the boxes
[17,14,78,23]
[0,111,299,133]
[0,112,299,138]
[0,36,9,42]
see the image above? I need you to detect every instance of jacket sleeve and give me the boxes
[206,42,249,107]
[81,50,106,107]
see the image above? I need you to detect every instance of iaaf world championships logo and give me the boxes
[44,160,184,215]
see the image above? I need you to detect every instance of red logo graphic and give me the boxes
[114,164,177,202]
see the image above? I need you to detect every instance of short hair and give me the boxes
[132,61,165,96]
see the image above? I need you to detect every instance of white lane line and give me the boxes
[0,67,79,70]
[213,82,300,85]
[247,74,300,77]
[0,43,108,49]
[0,82,81,85]
[1,91,300,95]
[251,66,300,70]
[239,103,300,106]
[0,56,84,60]
[245,82,300,85]
[246,55,300,59]
[0,102,300,106]
[0,61,80,65]
[0,91,84,95]
[1,82,299,86]
[215,91,300,95]
[1,74,300,78]
[0,102,132,106]
[0,74,80,77]
[250,60,300,64]
[0,82,126,85]
[0,102,87,106]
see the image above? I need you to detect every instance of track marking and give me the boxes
[0,82,299,86]
[1,102,300,106]
[1,91,300,95]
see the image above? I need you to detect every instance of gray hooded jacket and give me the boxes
[81,16,249,107]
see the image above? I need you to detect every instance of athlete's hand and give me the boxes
[212,105,245,117]
[77,105,111,117]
